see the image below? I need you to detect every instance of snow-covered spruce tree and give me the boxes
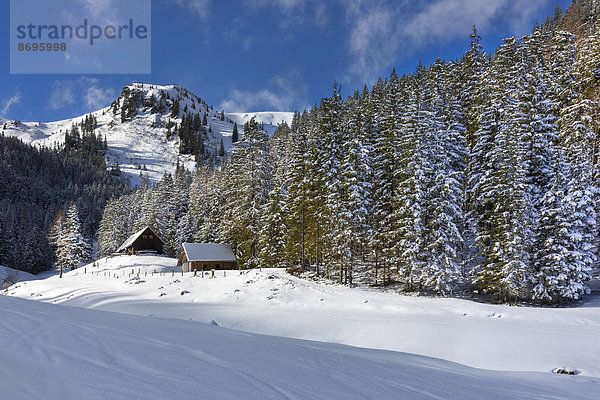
[138,189,159,232]
[176,210,197,251]
[15,211,50,274]
[172,167,192,250]
[284,120,311,270]
[533,29,600,304]
[341,91,373,277]
[56,204,91,277]
[98,196,131,257]
[458,25,487,152]
[258,122,292,269]
[304,105,335,277]
[220,118,272,268]
[390,69,427,291]
[0,211,9,267]
[533,162,597,304]
[458,27,489,271]
[577,23,600,99]
[189,168,209,240]
[317,84,353,283]
[195,169,224,243]
[258,173,289,269]
[471,38,535,302]
[558,30,598,169]
[418,60,467,295]
[508,32,559,302]
[155,173,179,257]
[48,209,67,260]
[232,122,239,143]
[371,72,403,285]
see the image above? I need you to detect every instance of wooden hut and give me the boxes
[178,243,237,272]
[117,226,164,255]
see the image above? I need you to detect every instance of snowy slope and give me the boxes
[1,84,289,185]
[227,111,294,135]
[0,265,36,284]
[6,256,600,383]
[3,295,598,400]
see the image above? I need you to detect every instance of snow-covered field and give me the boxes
[3,256,600,399]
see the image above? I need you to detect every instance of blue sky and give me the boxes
[1,0,571,122]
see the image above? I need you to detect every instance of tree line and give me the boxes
[0,132,127,274]
[99,22,600,305]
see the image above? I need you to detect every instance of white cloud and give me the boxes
[314,3,328,27]
[220,71,308,112]
[346,2,400,84]
[343,0,552,83]
[172,0,211,19]
[245,0,305,11]
[76,0,114,18]
[73,0,125,27]
[1,92,22,118]
[85,85,116,110]
[48,82,76,111]
[220,88,290,112]
[399,0,551,46]
[46,78,115,112]
[244,0,328,30]
[505,0,553,35]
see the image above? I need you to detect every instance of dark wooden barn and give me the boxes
[178,243,238,271]
[117,226,164,255]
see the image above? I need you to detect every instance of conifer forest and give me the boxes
[4,1,600,305]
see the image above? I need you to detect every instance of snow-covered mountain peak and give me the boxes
[1,83,293,185]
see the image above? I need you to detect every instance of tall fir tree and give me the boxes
[56,204,91,276]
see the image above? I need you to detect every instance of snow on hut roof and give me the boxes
[117,226,164,253]
[181,243,237,262]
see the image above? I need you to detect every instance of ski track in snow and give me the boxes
[3,256,600,398]
[1,294,599,400]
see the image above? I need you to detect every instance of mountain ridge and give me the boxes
[1,83,294,185]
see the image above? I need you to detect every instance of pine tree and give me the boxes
[258,178,288,268]
[232,123,239,143]
[98,197,131,256]
[390,70,427,290]
[418,61,467,294]
[342,94,373,255]
[56,204,91,276]
[176,210,197,251]
[285,121,311,270]
[534,164,596,304]
[0,211,10,267]
[371,71,403,285]
[171,99,180,118]
[471,38,535,302]
[459,25,487,151]
[220,118,272,268]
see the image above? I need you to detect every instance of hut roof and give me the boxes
[117,226,164,253]
[181,243,236,262]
